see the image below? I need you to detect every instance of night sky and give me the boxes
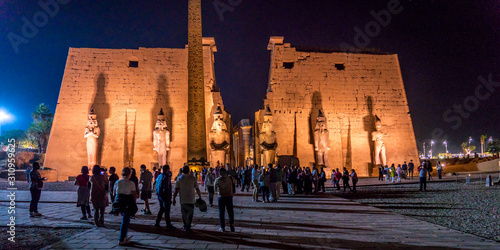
[1,0,499,154]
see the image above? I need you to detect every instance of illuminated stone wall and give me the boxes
[254,37,418,176]
[44,38,230,181]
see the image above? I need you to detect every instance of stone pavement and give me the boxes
[1,186,499,249]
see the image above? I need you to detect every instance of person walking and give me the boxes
[268,164,279,202]
[408,160,415,179]
[152,166,161,191]
[318,167,326,193]
[214,168,236,232]
[384,165,390,182]
[205,167,216,206]
[173,165,202,233]
[281,166,289,195]
[312,166,319,193]
[331,169,337,191]
[259,168,270,203]
[154,165,175,230]
[427,160,433,181]
[396,164,402,183]
[111,167,138,246]
[390,164,396,183]
[334,168,342,190]
[130,168,139,195]
[90,165,108,227]
[139,165,153,215]
[378,165,383,181]
[75,166,92,220]
[402,161,408,179]
[251,165,261,202]
[240,167,250,192]
[287,166,297,195]
[303,168,313,195]
[436,161,443,179]
[418,163,427,191]
[350,169,358,193]
[29,162,45,217]
[200,167,206,187]
[108,167,119,203]
[342,167,351,192]
[275,165,283,200]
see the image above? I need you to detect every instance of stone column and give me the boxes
[242,125,251,166]
[187,0,207,162]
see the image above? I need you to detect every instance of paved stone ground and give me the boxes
[1,179,500,250]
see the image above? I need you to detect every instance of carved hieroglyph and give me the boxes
[187,0,207,161]
[314,109,330,167]
[372,115,386,166]
[259,106,278,166]
[84,108,100,167]
[153,109,170,167]
[209,105,230,167]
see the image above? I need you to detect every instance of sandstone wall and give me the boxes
[255,37,419,176]
[45,40,228,181]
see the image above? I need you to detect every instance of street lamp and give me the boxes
[469,136,472,147]
[443,141,448,154]
[489,137,493,143]
[423,142,426,158]
[0,110,13,136]
[431,140,435,158]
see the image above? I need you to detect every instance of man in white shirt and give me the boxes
[173,165,202,233]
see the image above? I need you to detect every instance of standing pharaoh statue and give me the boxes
[153,109,170,167]
[259,106,278,166]
[314,109,330,167]
[84,108,100,167]
[209,105,230,168]
[372,115,386,166]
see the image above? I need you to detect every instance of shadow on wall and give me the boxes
[123,109,136,168]
[309,91,323,166]
[363,96,375,175]
[91,73,110,166]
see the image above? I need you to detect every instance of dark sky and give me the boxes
[1,0,499,154]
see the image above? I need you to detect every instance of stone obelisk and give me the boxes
[187,0,207,162]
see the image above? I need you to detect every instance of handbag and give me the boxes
[195,198,207,212]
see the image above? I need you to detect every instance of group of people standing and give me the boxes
[375,159,445,192]
[331,167,359,192]
[28,161,361,246]
[378,160,417,183]
[201,164,359,204]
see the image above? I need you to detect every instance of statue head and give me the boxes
[212,104,227,132]
[375,115,382,131]
[262,105,273,134]
[315,109,327,132]
[87,108,98,128]
[155,109,168,131]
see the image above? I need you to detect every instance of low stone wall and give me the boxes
[477,158,500,172]
[40,169,59,182]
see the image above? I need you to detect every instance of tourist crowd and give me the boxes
[27,162,362,246]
